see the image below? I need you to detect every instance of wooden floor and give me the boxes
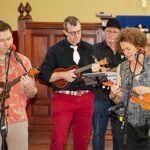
[29,140,112,150]
[28,120,113,150]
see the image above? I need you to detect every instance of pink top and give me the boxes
[0,52,32,124]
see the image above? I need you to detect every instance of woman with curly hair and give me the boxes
[109,28,150,150]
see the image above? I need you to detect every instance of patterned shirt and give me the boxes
[0,53,32,124]
[120,56,150,127]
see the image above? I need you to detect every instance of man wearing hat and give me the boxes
[92,18,125,150]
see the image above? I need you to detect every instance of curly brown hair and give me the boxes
[115,28,147,53]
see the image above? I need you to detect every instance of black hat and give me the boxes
[104,18,121,30]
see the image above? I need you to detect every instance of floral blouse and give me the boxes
[120,56,150,127]
[0,53,32,124]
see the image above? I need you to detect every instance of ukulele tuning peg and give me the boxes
[102,86,105,89]
[107,87,110,90]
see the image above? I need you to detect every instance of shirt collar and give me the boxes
[103,40,111,49]
[64,38,81,47]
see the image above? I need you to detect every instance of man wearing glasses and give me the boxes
[92,18,125,150]
[39,16,100,150]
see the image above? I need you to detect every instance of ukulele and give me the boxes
[0,67,40,99]
[102,80,150,111]
[54,58,109,89]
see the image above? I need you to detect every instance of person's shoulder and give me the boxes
[49,39,64,50]
[15,52,32,69]
[120,59,129,69]
[80,40,93,47]
[94,40,104,45]
[45,39,65,55]
[79,40,93,52]
[93,41,107,53]
[145,55,150,64]
[93,40,106,48]
[16,52,30,61]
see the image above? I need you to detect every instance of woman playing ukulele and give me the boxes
[109,28,150,150]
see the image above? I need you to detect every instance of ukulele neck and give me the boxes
[75,64,92,74]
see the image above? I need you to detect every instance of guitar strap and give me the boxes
[13,52,28,73]
[125,61,131,88]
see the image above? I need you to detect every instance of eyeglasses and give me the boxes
[67,30,81,36]
[105,30,120,34]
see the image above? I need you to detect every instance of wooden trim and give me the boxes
[25,22,102,29]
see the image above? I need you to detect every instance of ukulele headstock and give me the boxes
[100,78,114,90]
[98,58,109,67]
[102,80,114,87]
[28,66,40,77]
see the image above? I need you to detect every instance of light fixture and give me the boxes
[142,0,147,8]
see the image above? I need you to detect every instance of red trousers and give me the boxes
[50,92,94,150]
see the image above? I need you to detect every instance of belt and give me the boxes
[55,90,90,96]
